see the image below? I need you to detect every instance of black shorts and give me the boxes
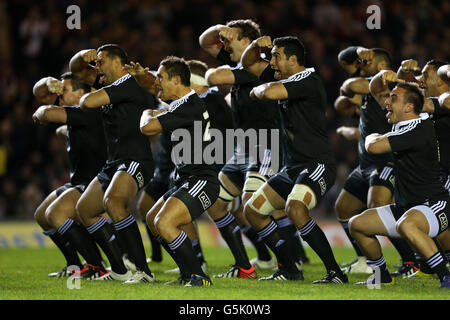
[55,183,86,196]
[97,159,154,192]
[144,169,176,201]
[440,168,450,193]
[267,162,336,202]
[221,149,279,189]
[163,176,220,220]
[343,164,395,203]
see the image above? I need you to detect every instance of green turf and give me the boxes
[0,246,449,300]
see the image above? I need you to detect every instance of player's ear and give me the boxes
[289,55,297,66]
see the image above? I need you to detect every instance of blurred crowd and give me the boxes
[0,0,449,219]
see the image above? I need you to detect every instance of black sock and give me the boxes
[275,216,307,263]
[142,219,162,262]
[415,253,434,274]
[57,218,103,268]
[241,224,272,261]
[215,213,251,269]
[257,220,298,274]
[367,255,392,282]
[299,219,341,273]
[339,219,364,257]
[389,237,416,262]
[114,215,151,275]
[106,218,129,261]
[426,252,449,282]
[86,217,127,274]
[44,229,83,268]
[168,231,206,277]
[191,238,205,264]
[156,235,189,277]
[445,250,450,263]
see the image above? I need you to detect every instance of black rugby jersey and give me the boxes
[430,98,450,170]
[199,86,234,171]
[102,74,156,164]
[358,91,394,169]
[217,48,280,135]
[64,105,107,185]
[279,68,335,166]
[157,90,217,178]
[387,115,448,207]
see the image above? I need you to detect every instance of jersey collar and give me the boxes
[169,89,196,109]
[392,113,429,131]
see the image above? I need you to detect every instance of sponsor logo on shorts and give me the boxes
[318,177,327,196]
[198,191,211,210]
[389,175,395,188]
[181,182,189,189]
[136,172,144,189]
[438,212,448,231]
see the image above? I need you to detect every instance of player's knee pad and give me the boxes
[243,172,267,194]
[226,196,241,212]
[247,189,275,216]
[287,184,317,211]
[218,175,238,203]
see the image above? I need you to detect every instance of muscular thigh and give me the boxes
[76,178,105,220]
[104,171,139,209]
[46,187,82,227]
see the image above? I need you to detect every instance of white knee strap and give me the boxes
[248,189,275,216]
[287,184,317,210]
[243,172,267,193]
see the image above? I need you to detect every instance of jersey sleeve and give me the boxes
[103,76,135,104]
[260,64,275,82]
[157,103,196,132]
[64,106,87,126]
[231,67,259,85]
[280,70,318,100]
[387,126,421,152]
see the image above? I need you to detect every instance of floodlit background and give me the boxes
[0,0,448,247]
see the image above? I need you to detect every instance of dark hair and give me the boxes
[273,36,306,66]
[226,19,261,41]
[425,59,449,71]
[186,59,208,77]
[395,82,425,114]
[61,72,90,93]
[97,44,128,65]
[372,48,392,68]
[160,56,190,86]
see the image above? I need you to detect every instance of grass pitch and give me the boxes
[0,246,449,300]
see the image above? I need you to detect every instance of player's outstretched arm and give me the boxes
[365,133,391,154]
[79,89,110,111]
[205,66,236,86]
[369,70,404,108]
[199,24,226,58]
[140,109,164,136]
[124,61,158,95]
[340,77,370,97]
[336,126,360,141]
[69,49,98,87]
[337,46,361,75]
[250,82,287,101]
[334,95,361,116]
[32,105,67,125]
[33,77,63,104]
[241,36,272,77]
[396,59,421,83]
